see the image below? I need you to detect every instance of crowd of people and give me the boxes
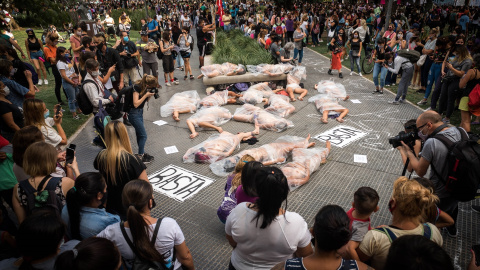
[0,1,480,270]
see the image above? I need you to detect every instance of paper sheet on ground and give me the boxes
[351,99,361,103]
[164,146,179,154]
[354,154,368,163]
[153,120,168,126]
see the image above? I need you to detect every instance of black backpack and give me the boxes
[431,127,480,202]
[114,85,137,114]
[397,49,421,64]
[120,219,173,270]
[77,79,99,115]
[18,176,63,217]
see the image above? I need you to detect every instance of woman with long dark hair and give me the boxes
[226,167,313,270]
[62,172,120,240]
[159,31,176,86]
[56,46,80,119]
[329,28,346,78]
[24,28,47,85]
[97,180,195,270]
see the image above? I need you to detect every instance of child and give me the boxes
[346,187,380,260]
[217,155,255,224]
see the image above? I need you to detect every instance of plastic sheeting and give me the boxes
[308,93,346,114]
[316,80,347,100]
[246,64,294,76]
[265,94,295,117]
[286,66,307,85]
[200,63,246,78]
[238,89,265,105]
[160,90,200,117]
[281,147,330,191]
[210,135,311,176]
[233,104,293,132]
[183,132,241,164]
[199,90,230,108]
[187,106,232,128]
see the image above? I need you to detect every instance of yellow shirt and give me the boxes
[222,15,232,25]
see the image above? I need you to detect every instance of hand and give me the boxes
[145,91,155,98]
[109,96,114,102]
[446,62,453,70]
[53,110,63,125]
[357,53,361,57]
[34,86,40,92]
[115,39,122,46]
[119,81,124,90]
[21,53,26,59]
[24,70,32,79]
[469,250,480,270]
[399,141,411,153]
[441,70,446,77]
[68,156,79,171]
[108,64,116,73]
[119,51,127,56]
[138,62,142,67]
[57,151,66,162]
[29,58,34,63]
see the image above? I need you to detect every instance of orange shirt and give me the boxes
[43,44,57,64]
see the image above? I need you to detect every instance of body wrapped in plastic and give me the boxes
[160,90,201,117]
[308,93,346,114]
[233,104,294,132]
[199,90,230,108]
[209,135,312,176]
[187,106,232,128]
[265,94,295,117]
[248,82,274,97]
[286,66,307,85]
[183,132,241,164]
[316,80,347,100]
[238,89,265,104]
[281,147,330,191]
[200,63,246,78]
[246,64,294,76]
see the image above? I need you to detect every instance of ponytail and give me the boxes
[135,74,157,97]
[122,180,164,263]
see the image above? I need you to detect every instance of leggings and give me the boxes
[286,31,294,42]
[51,65,64,103]
[420,57,434,88]
[438,77,460,118]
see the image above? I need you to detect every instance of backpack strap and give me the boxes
[422,223,433,240]
[120,219,166,264]
[374,226,397,243]
[83,79,101,95]
[120,222,142,259]
[430,127,464,185]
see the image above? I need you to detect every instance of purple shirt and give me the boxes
[285,19,294,31]
[217,175,237,223]
[235,185,258,205]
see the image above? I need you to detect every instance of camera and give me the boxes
[388,130,419,148]
[149,88,159,99]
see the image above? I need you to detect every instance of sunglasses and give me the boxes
[416,123,428,130]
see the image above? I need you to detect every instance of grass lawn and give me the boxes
[9,28,143,138]
[308,41,480,134]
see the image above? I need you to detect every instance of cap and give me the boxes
[140,31,148,36]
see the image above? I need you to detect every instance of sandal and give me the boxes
[184,75,188,80]
[190,75,195,80]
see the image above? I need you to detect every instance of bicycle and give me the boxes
[362,39,376,74]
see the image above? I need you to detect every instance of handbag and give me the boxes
[123,56,139,69]
[417,54,427,66]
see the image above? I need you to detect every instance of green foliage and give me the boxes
[110,9,156,31]
[212,30,274,66]
[13,0,72,27]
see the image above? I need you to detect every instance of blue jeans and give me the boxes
[61,79,78,112]
[128,108,147,155]
[311,32,319,46]
[349,51,361,73]
[176,53,184,68]
[385,71,397,85]
[425,62,442,99]
[372,63,388,88]
[293,48,304,64]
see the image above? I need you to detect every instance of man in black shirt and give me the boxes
[94,33,124,91]
[196,18,215,68]
[115,31,139,87]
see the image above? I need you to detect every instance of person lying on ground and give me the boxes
[309,93,349,124]
[160,90,201,121]
[264,94,296,117]
[186,106,232,139]
[197,62,246,79]
[199,90,241,108]
[233,104,293,132]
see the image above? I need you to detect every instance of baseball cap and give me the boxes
[140,31,148,36]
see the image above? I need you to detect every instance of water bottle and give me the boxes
[120,94,125,114]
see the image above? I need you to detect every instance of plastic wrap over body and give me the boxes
[199,90,230,108]
[281,147,330,191]
[233,104,293,132]
[160,90,200,117]
[209,135,311,176]
[200,63,245,77]
[286,66,307,85]
[265,95,295,117]
[187,106,232,128]
[316,80,347,100]
[309,93,345,114]
[183,132,241,164]
[248,82,274,97]
[238,89,265,104]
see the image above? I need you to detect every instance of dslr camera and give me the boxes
[388,123,419,148]
[149,88,159,99]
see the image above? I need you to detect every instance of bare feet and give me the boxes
[298,96,304,101]
[190,132,199,139]
[173,115,180,121]
[197,74,204,79]
[307,142,316,148]
[343,95,350,101]
[321,118,328,124]
[336,117,344,123]
[291,97,296,102]
[306,134,311,141]
[325,140,331,150]
[216,127,223,133]
[252,119,260,135]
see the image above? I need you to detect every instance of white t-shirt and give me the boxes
[225,203,311,270]
[97,218,185,270]
[56,61,76,78]
[42,118,62,147]
[156,14,163,22]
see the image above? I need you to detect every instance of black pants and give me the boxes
[228,261,237,270]
[52,65,65,103]
[438,196,459,229]
[286,31,294,42]
[438,78,460,118]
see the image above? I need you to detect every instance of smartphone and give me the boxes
[473,245,480,266]
[65,144,76,164]
[56,105,62,116]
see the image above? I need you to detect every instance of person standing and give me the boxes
[346,30,362,76]
[285,14,294,42]
[293,21,306,66]
[371,38,392,94]
[159,31,176,87]
[115,31,139,87]
[385,52,415,104]
[178,27,194,80]
[146,16,159,43]
[56,47,80,119]
[329,28,346,78]
[43,33,65,105]
[196,18,215,68]
[94,34,124,92]
[70,25,84,64]
[223,10,233,31]
[24,29,48,86]
[136,31,159,81]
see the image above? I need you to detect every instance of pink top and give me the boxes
[235,185,258,204]
[69,35,82,62]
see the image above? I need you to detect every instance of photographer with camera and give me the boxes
[94,34,124,91]
[116,31,139,87]
[129,74,158,164]
[396,110,463,237]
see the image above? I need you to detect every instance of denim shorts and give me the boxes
[30,50,44,60]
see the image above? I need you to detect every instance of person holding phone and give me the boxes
[178,27,194,80]
[160,31,176,86]
[56,47,80,120]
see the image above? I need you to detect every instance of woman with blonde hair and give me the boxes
[258,29,267,49]
[94,121,148,219]
[12,141,75,224]
[127,74,157,163]
[217,154,255,224]
[354,19,370,46]
[357,176,443,270]
[23,98,67,148]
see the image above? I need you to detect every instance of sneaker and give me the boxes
[143,153,155,161]
[392,83,396,86]
[328,69,333,75]
[425,107,432,111]
[137,153,154,164]
[359,72,363,77]
[38,80,43,86]
[73,115,80,120]
[174,80,179,85]
[472,205,480,213]
[123,117,132,126]
[385,84,391,87]
[399,99,406,104]
[388,100,399,105]
[417,99,427,105]
[445,226,457,238]
[44,79,48,85]
[350,71,353,76]
[166,82,172,86]
[339,73,343,78]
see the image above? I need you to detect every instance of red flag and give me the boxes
[217,0,224,26]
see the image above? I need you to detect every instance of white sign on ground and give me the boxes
[314,125,368,148]
[150,165,214,202]
[354,154,368,163]
[153,120,168,126]
[351,99,362,103]
[164,146,179,154]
